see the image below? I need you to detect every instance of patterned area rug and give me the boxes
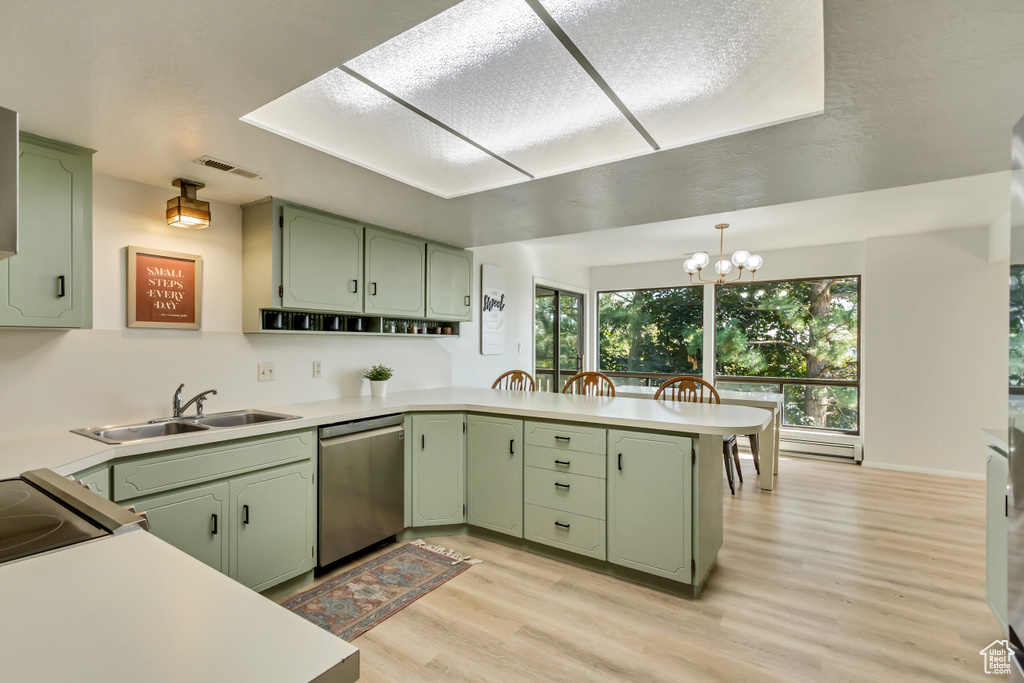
[281,540,479,641]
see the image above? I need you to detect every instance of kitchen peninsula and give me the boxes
[1,388,770,601]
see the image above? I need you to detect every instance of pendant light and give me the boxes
[684,223,762,285]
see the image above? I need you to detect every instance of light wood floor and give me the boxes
[290,458,997,682]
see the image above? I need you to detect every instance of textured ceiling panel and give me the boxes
[539,0,824,147]
[345,0,649,180]
[241,68,525,198]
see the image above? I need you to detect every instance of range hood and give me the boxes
[0,106,17,259]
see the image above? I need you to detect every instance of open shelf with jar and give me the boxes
[252,309,460,338]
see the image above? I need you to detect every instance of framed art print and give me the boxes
[127,246,202,329]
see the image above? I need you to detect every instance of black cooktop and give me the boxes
[0,479,108,565]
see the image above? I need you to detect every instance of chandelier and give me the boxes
[684,223,763,285]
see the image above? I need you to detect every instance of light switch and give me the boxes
[258,362,276,382]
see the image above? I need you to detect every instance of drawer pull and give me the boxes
[554,435,571,442]
[554,482,570,490]
[618,453,623,470]
[510,438,515,455]
[352,279,358,294]
[554,459,571,467]
[243,504,250,525]
[57,275,66,298]
[554,521,570,530]
[211,513,218,535]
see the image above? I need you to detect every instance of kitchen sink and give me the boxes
[75,421,211,444]
[72,410,300,444]
[188,410,299,428]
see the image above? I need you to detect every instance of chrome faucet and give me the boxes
[172,383,219,418]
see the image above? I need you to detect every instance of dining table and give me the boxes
[614,385,783,491]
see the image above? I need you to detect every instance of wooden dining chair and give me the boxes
[561,371,616,397]
[491,370,536,391]
[654,376,759,495]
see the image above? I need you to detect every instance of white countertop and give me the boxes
[983,427,1009,453]
[0,529,358,683]
[1,386,774,480]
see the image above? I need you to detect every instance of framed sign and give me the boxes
[481,264,505,355]
[127,246,202,329]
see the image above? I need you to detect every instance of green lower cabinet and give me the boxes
[230,461,316,592]
[987,449,1008,635]
[607,430,693,583]
[466,414,523,537]
[411,412,465,526]
[126,482,229,573]
[72,464,110,500]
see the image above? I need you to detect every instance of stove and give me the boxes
[0,469,149,566]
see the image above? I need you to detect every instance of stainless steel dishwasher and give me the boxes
[318,414,404,568]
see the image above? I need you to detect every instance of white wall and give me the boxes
[444,242,590,388]
[0,174,453,437]
[862,227,1005,477]
[589,231,1006,477]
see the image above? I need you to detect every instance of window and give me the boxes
[535,286,584,392]
[597,286,703,387]
[716,276,860,433]
[1011,265,1024,392]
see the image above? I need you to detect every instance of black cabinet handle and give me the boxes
[57,275,65,298]
[421,434,425,449]
[243,504,250,525]
[554,459,570,467]
[353,279,358,294]
[554,521,570,530]
[618,453,623,471]
[554,435,570,442]
[554,482,570,490]
[211,513,218,535]
[510,439,515,455]
[464,295,470,306]
[371,282,377,296]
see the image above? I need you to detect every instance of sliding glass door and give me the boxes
[535,286,584,392]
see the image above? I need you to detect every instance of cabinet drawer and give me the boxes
[113,429,315,501]
[525,445,606,479]
[524,421,606,455]
[524,504,606,561]
[524,467,605,520]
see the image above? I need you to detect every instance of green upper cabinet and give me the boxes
[281,205,363,314]
[230,461,316,592]
[364,228,425,318]
[0,134,93,328]
[425,243,473,321]
[467,414,523,537]
[607,429,693,583]
[411,412,465,526]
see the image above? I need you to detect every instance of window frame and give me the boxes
[713,274,862,435]
[595,283,706,385]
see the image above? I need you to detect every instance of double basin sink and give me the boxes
[73,410,300,445]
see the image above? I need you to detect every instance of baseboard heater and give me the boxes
[740,432,863,463]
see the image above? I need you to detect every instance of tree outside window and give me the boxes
[716,277,859,431]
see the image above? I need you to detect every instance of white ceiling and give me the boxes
[242,0,824,198]
[522,172,1011,267]
[0,1,1021,250]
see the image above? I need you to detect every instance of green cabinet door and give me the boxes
[467,414,523,537]
[0,134,92,327]
[607,430,693,583]
[411,412,465,526]
[281,205,363,313]
[426,243,473,321]
[987,450,1009,635]
[126,482,230,573]
[230,461,315,592]
[364,228,425,318]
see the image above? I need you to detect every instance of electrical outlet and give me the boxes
[258,362,276,382]
[312,360,322,378]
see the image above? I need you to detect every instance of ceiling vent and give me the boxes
[192,156,263,180]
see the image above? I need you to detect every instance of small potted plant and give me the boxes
[364,364,394,398]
